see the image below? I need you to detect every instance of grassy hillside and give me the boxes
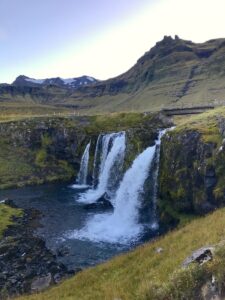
[16,207,225,300]
[2,37,225,114]
[0,102,72,122]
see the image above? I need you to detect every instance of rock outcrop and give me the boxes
[158,109,225,229]
[0,112,171,190]
[0,206,72,299]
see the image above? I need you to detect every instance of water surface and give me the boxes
[0,184,156,271]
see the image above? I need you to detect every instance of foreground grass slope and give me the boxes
[17,207,225,300]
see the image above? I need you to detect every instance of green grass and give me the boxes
[0,102,73,122]
[0,204,22,238]
[84,112,154,134]
[172,107,225,145]
[17,207,225,300]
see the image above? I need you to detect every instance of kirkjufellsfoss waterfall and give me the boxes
[69,130,167,245]
[78,132,126,203]
[77,142,90,185]
[71,142,91,189]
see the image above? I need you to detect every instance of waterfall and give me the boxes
[71,145,156,244]
[92,133,115,188]
[71,142,90,189]
[78,132,126,203]
[70,129,166,244]
[150,129,167,230]
[77,142,91,185]
[92,134,102,187]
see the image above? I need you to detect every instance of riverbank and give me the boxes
[0,201,73,299]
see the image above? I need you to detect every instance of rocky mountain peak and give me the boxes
[12,75,98,89]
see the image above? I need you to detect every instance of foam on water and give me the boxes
[77,132,126,204]
[70,145,156,244]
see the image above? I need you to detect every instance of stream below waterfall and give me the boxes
[0,183,158,271]
[0,129,167,271]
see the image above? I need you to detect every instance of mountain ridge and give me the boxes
[1,35,225,113]
[12,75,98,89]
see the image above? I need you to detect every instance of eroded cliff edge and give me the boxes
[0,112,171,189]
[158,108,225,229]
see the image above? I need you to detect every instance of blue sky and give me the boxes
[1,0,225,83]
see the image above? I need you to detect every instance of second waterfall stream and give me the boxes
[70,130,167,244]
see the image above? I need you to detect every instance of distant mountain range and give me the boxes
[1,35,225,113]
[12,75,98,89]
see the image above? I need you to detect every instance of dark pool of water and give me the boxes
[0,183,156,271]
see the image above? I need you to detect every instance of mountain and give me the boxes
[1,35,225,113]
[73,35,225,111]
[12,75,98,89]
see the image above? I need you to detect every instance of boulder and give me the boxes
[182,246,214,268]
[83,193,113,211]
[155,247,163,254]
[31,273,52,292]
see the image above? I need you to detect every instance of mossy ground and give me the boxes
[84,112,155,134]
[0,116,82,189]
[0,204,22,238]
[159,107,225,227]
[16,207,225,300]
[172,107,225,145]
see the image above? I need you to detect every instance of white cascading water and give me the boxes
[69,130,167,244]
[92,133,113,188]
[150,129,168,230]
[77,142,91,185]
[77,132,126,203]
[92,134,102,187]
[71,144,156,244]
[71,142,91,189]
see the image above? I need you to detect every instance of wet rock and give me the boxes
[83,193,113,211]
[182,246,214,268]
[4,199,18,208]
[53,273,62,284]
[0,198,8,204]
[0,206,71,299]
[57,246,70,257]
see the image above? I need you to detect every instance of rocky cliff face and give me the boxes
[158,109,225,229]
[0,112,171,189]
[0,117,89,189]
